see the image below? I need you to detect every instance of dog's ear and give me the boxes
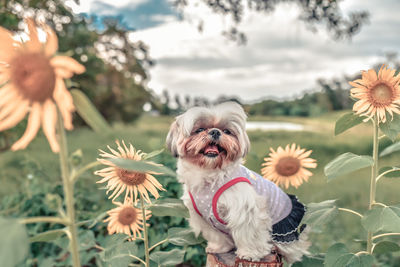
[166,118,180,157]
[242,132,251,157]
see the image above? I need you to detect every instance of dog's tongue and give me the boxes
[205,145,219,154]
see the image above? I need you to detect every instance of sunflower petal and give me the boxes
[55,68,73,79]
[0,94,23,120]
[0,98,29,131]
[11,102,42,151]
[41,99,59,152]
[0,26,18,61]
[53,78,75,130]
[0,85,19,108]
[51,56,85,74]
[42,23,58,57]
[25,18,42,52]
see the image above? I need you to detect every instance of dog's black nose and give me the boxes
[209,129,221,139]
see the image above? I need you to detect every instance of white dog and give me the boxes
[166,102,310,264]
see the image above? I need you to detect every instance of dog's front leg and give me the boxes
[219,183,273,261]
[182,193,235,254]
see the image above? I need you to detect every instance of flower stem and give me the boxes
[149,238,169,252]
[376,168,400,183]
[70,161,101,184]
[57,111,81,267]
[129,255,147,265]
[372,232,400,241]
[338,208,363,218]
[367,117,379,254]
[140,195,150,267]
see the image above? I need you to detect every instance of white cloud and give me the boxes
[149,14,177,24]
[98,0,400,102]
[65,0,147,14]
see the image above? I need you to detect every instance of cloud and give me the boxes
[65,0,146,14]
[77,0,400,102]
[129,0,400,102]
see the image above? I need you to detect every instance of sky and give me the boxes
[66,0,400,103]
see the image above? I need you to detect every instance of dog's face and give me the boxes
[166,102,250,169]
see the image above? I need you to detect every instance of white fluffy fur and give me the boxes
[167,102,310,264]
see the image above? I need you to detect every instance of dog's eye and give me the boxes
[223,129,232,135]
[195,128,205,134]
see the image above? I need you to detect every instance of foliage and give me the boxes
[173,0,369,44]
[0,5,203,266]
[302,200,338,228]
[303,102,400,265]
[1,5,399,261]
[379,114,400,141]
[0,139,205,266]
[0,0,152,124]
[3,111,400,265]
[0,0,155,151]
[248,77,353,117]
[324,243,374,267]
[0,217,29,267]
[334,112,364,136]
[324,152,373,181]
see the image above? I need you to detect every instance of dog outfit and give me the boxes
[188,165,306,243]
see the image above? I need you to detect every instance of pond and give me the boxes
[246,121,304,131]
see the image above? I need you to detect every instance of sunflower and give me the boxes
[350,65,400,123]
[0,18,85,152]
[261,143,317,189]
[95,140,165,203]
[104,198,151,239]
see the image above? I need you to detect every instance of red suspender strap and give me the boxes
[212,177,251,225]
[188,191,203,217]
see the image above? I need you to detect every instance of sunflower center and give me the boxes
[117,168,146,185]
[275,156,300,177]
[9,52,56,102]
[370,83,394,105]
[118,206,137,225]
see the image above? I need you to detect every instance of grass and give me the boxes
[1,111,400,255]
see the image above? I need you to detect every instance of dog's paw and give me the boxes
[206,242,234,254]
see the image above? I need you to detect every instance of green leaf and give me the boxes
[373,241,400,254]
[292,255,324,267]
[70,89,111,134]
[99,235,140,267]
[0,217,29,267]
[149,198,189,218]
[325,243,373,267]
[325,243,348,266]
[324,152,373,181]
[150,248,185,266]
[29,229,66,243]
[334,254,373,267]
[334,112,364,136]
[168,227,204,246]
[378,167,400,178]
[78,230,96,251]
[303,200,338,227]
[379,113,400,141]
[143,149,165,160]
[109,158,176,177]
[361,206,400,233]
[380,141,400,157]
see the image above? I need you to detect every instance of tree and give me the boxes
[173,0,369,44]
[0,0,153,123]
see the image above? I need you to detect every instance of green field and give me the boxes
[1,111,400,264]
